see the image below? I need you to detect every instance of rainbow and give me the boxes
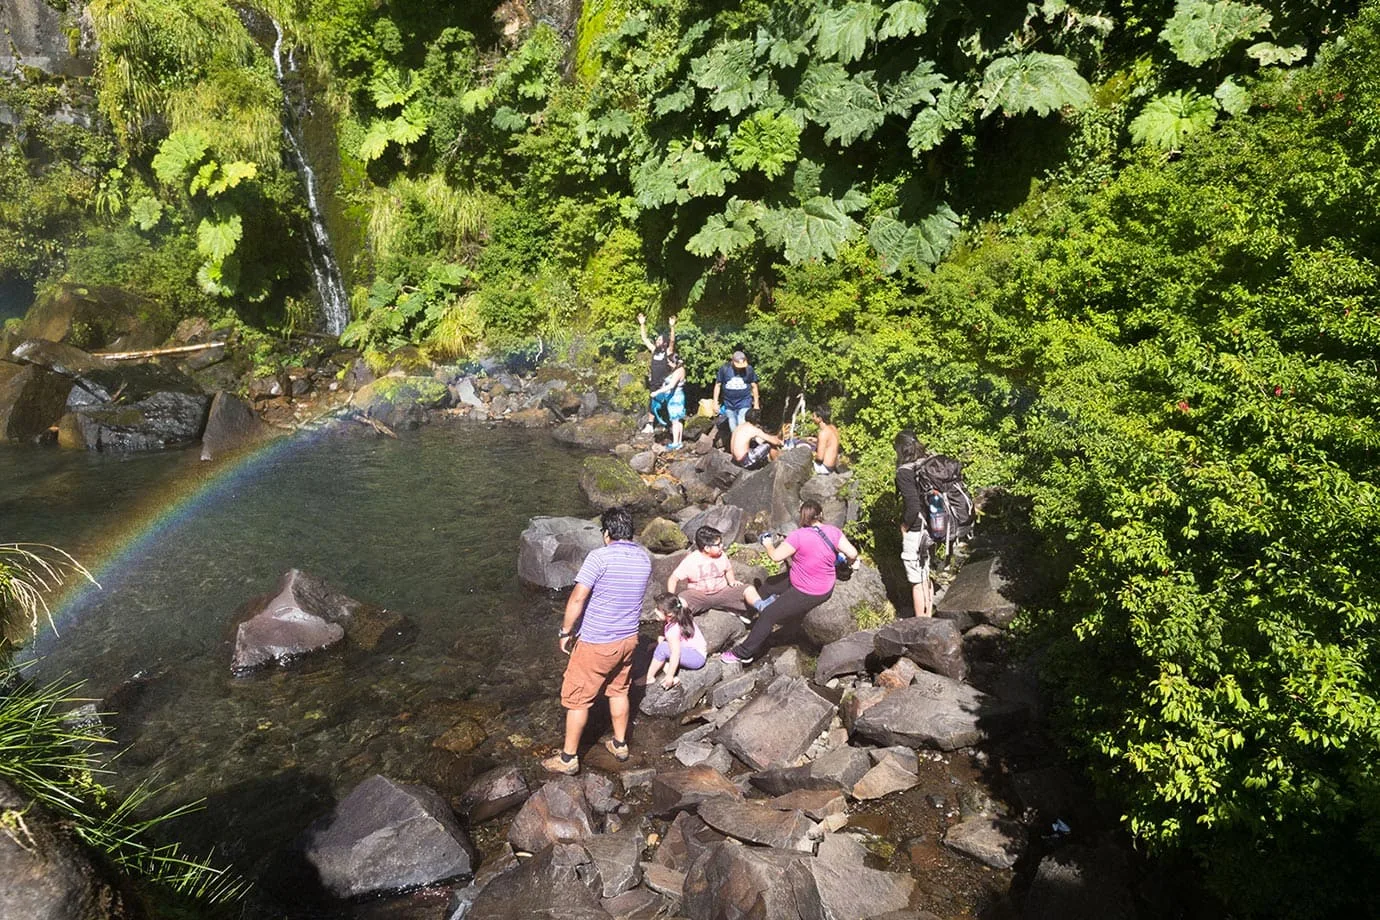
[39,426,316,636]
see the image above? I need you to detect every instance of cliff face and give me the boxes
[1,0,91,77]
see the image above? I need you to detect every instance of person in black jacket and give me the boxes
[894,429,932,617]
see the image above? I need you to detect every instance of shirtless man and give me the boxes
[730,409,783,470]
[810,407,840,473]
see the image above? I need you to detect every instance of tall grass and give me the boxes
[0,543,96,647]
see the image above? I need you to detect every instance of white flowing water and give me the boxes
[271,20,350,335]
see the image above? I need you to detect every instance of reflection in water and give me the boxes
[2,424,589,907]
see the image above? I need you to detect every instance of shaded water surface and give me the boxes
[3,423,589,908]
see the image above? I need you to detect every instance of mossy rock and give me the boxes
[552,413,637,450]
[640,516,690,553]
[579,455,656,511]
[352,376,450,431]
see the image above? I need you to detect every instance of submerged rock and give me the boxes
[230,569,365,672]
[300,775,476,900]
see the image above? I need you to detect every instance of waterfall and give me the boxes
[271,19,350,335]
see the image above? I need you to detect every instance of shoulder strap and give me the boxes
[809,525,842,558]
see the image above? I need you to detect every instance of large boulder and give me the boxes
[200,391,274,460]
[58,360,210,452]
[300,775,477,899]
[507,776,597,854]
[814,630,880,683]
[873,617,967,681]
[518,516,604,589]
[0,362,71,441]
[0,779,130,920]
[850,673,1027,750]
[466,841,609,920]
[697,797,814,851]
[639,517,689,553]
[749,746,873,796]
[230,569,365,672]
[552,413,637,450]
[651,765,742,816]
[693,609,748,654]
[678,504,746,548]
[682,841,825,920]
[639,657,725,716]
[935,555,1018,628]
[714,675,835,771]
[720,445,815,535]
[798,473,855,528]
[800,563,894,647]
[458,764,531,824]
[351,376,450,430]
[11,285,161,349]
[811,832,916,920]
[579,456,656,511]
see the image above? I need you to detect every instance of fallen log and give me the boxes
[93,342,226,361]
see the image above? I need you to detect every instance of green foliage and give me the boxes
[978,53,1093,117]
[1130,90,1219,149]
[1160,0,1273,67]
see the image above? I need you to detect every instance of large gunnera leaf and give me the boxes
[979,53,1092,117]
[868,205,960,272]
[1129,90,1218,149]
[1160,0,1272,67]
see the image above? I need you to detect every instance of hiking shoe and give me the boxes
[666,441,683,450]
[721,649,753,665]
[640,424,654,434]
[541,752,580,775]
[603,738,630,762]
[736,613,753,626]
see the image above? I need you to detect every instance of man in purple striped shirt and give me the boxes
[544,506,652,775]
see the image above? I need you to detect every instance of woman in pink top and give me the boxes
[722,499,859,664]
[667,526,763,615]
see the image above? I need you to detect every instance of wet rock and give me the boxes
[682,841,824,920]
[639,658,724,716]
[654,812,725,871]
[467,841,607,920]
[768,788,846,821]
[0,779,130,920]
[451,377,484,409]
[458,765,530,824]
[0,362,71,441]
[200,390,274,460]
[352,376,450,430]
[434,719,487,756]
[1022,844,1135,920]
[59,360,210,452]
[580,455,656,511]
[8,338,108,376]
[508,406,554,428]
[850,674,1027,751]
[619,768,656,792]
[851,757,919,801]
[943,817,1028,869]
[814,630,879,683]
[507,776,597,854]
[55,412,87,448]
[231,569,365,672]
[344,605,413,653]
[581,824,645,897]
[602,887,663,920]
[697,797,814,851]
[678,504,745,548]
[874,617,967,681]
[301,775,477,899]
[715,675,835,770]
[935,555,1018,628]
[651,765,742,816]
[552,414,637,450]
[811,832,917,920]
[518,516,604,589]
[801,563,894,647]
[639,516,688,553]
[720,445,815,535]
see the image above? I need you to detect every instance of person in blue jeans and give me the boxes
[713,350,759,433]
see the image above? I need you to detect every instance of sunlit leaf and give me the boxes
[690,39,766,116]
[1160,0,1272,66]
[370,68,417,110]
[151,129,209,188]
[358,120,395,161]
[1130,90,1218,149]
[1214,77,1250,116]
[1246,41,1306,65]
[728,111,802,178]
[979,53,1092,117]
[196,211,243,263]
[884,61,947,116]
[759,196,859,262]
[654,84,696,116]
[687,198,764,258]
[128,196,162,232]
[814,2,882,64]
[878,0,932,39]
[801,62,886,146]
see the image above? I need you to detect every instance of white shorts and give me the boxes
[901,529,931,584]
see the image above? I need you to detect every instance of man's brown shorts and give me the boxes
[561,634,639,710]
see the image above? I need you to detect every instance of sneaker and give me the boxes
[752,595,777,612]
[541,752,580,775]
[640,424,654,434]
[721,649,753,665]
[736,613,753,626]
[603,738,630,762]
[666,441,683,450]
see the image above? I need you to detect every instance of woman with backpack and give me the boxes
[894,429,934,617]
[721,499,859,664]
